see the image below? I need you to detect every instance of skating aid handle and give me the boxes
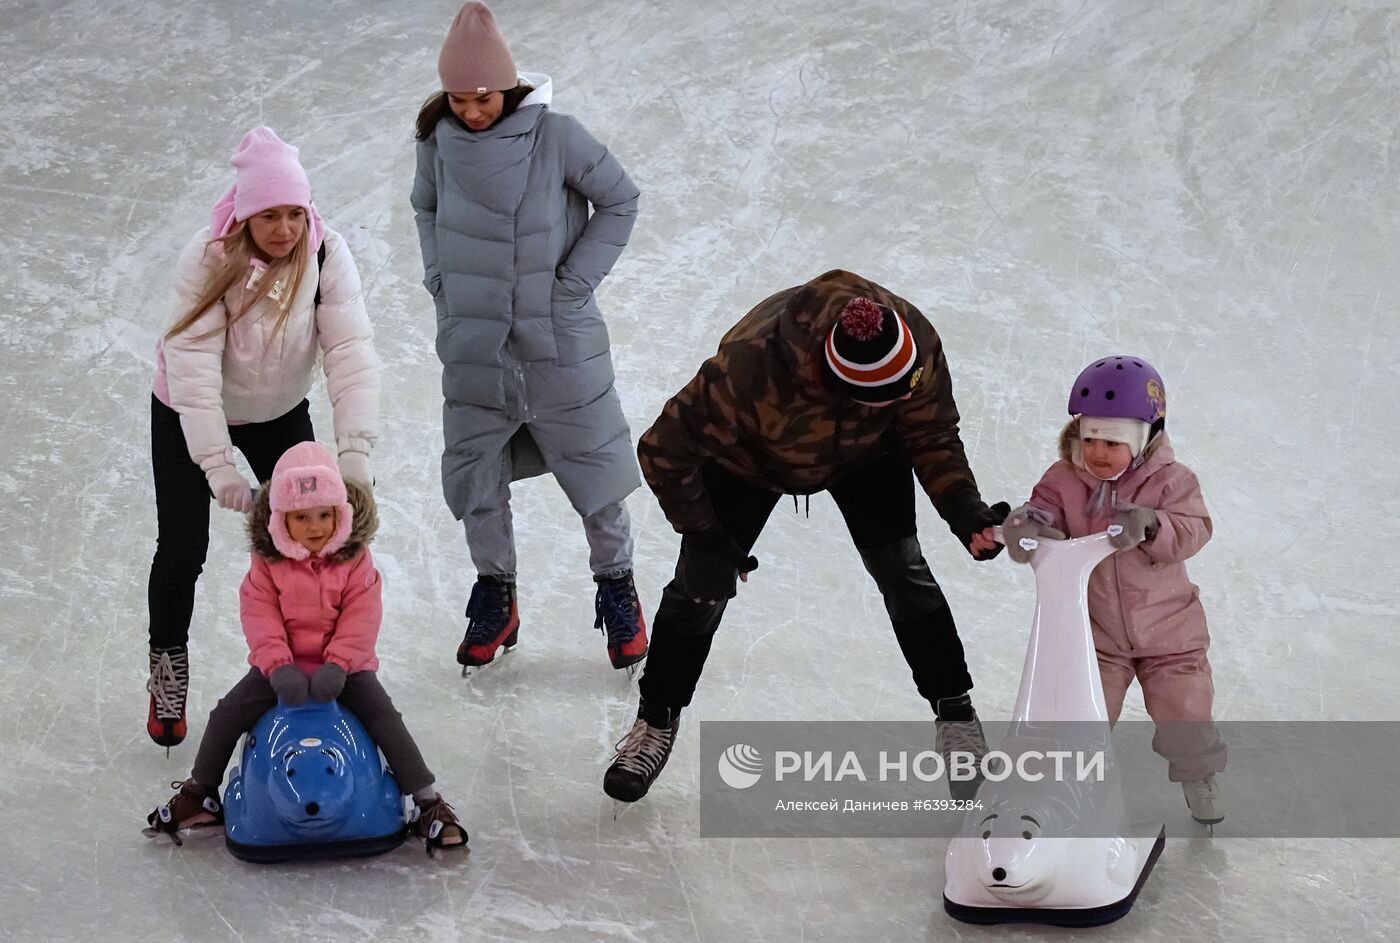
[989,524,1123,553]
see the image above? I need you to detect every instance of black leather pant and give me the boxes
[638,454,974,711]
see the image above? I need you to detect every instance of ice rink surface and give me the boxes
[2,0,1397,940]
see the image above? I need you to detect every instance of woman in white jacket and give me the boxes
[146,127,380,748]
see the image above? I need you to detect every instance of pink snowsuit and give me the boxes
[1026,429,1225,781]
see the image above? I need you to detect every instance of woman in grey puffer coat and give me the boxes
[411,1,648,674]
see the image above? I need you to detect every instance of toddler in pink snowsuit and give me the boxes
[1002,356,1227,825]
[147,442,466,852]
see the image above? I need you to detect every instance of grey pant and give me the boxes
[192,668,434,795]
[465,490,634,581]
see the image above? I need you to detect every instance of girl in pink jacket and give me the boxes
[147,443,466,854]
[1001,356,1227,826]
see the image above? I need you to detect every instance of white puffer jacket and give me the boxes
[153,226,380,477]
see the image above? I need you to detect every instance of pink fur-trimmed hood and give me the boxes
[264,442,352,559]
[248,477,376,563]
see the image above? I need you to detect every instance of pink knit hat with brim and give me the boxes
[438,2,518,94]
[209,126,325,252]
[267,442,353,560]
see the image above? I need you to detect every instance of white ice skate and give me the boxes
[943,526,1165,928]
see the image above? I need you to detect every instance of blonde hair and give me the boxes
[164,220,310,343]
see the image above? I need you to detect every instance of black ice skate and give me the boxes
[146,646,189,753]
[604,700,679,803]
[595,571,649,672]
[458,576,519,677]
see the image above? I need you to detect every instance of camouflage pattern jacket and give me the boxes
[638,270,994,538]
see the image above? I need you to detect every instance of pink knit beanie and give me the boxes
[209,126,325,251]
[438,2,518,94]
[267,442,353,560]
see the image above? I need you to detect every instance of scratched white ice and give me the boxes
[1,0,1397,941]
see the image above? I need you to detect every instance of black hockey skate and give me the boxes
[604,700,679,803]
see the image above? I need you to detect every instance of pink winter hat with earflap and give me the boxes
[267,441,353,560]
[438,1,518,93]
[209,126,325,251]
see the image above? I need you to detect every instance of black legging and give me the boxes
[638,452,975,712]
[147,394,314,649]
[192,668,433,795]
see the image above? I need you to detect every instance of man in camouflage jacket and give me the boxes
[604,270,1009,804]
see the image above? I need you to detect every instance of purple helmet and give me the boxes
[1067,355,1166,426]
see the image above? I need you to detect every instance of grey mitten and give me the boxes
[1110,505,1159,549]
[1002,504,1067,564]
[309,662,347,702]
[268,664,310,706]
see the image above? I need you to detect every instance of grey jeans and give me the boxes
[192,668,434,795]
[465,491,634,581]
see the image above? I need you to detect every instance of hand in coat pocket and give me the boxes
[552,266,591,302]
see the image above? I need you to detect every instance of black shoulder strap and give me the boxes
[314,241,327,307]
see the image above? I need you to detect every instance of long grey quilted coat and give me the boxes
[411,75,642,520]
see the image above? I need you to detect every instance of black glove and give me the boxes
[679,528,759,601]
[943,493,1011,561]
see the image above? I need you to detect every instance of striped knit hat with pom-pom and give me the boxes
[824,297,922,403]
